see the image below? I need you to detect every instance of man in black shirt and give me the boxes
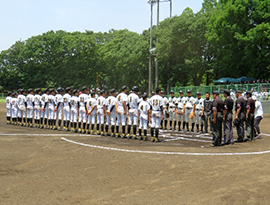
[203,92,212,133]
[246,91,255,141]
[235,90,247,142]
[211,91,224,147]
[223,89,234,145]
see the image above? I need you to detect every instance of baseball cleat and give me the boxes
[144,136,148,141]
[151,137,155,142]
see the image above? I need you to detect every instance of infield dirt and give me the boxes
[1,103,270,205]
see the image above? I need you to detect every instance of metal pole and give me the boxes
[170,0,172,18]
[155,0,159,88]
[148,1,153,94]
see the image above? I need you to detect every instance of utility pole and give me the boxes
[148,1,154,95]
[170,0,172,18]
[155,0,159,88]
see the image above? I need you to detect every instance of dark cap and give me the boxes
[17,89,21,93]
[224,89,230,95]
[122,85,127,91]
[142,92,148,99]
[170,90,175,94]
[66,87,71,91]
[82,86,87,91]
[21,89,26,93]
[110,88,116,93]
[73,89,78,94]
[246,91,252,96]
[187,89,192,93]
[151,91,155,95]
[13,92,18,96]
[196,92,201,95]
[44,88,49,93]
[57,87,63,92]
[161,90,165,94]
[100,90,105,94]
[132,86,139,92]
[50,88,55,93]
[36,88,41,92]
[7,91,12,95]
[28,88,33,92]
[179,90,184,94]
[212,90,219,95]
[138,92,142,96]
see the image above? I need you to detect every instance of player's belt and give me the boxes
[186,107,192,109]
[169,106,175,108]
[196,109,202,110]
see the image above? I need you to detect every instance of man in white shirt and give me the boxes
[47,88,57,129]
[127,86,140,139]
[161,91,168,129]
[96,90,106,135]
[115,86,128,138]
[26,88,35,127]
[105,89,117,137]
[11,92,18,125]
[41,88,49,128]
[149,87,164,142]
[17,89,27,126]
[195,92,204,133]
[5,91,12,124]
[176,90,185,131]
[86,92,97,134]
[252,96,263,139]
[62,87,72,131]
[168,90,177,130]
[138,93,151,141]
[70,90,79,132]
[55,87,64,130]
[78,86,89,133]
[183,90,196,132]
[34,88,42,128]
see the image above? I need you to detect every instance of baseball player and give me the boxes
[195,92,204,133]
[127,86,140,139]
[5,91,12,124]
[47,88,57,130]
[96,90,106,135]
[149,87,164,142]
[223,89,234,144]
[70,89,79,132]
[17,89,27,126]
[246,91,255,141]
[62,87,72,131]
[41,88,49,128]
[203,92,213,133]
[78,86,89,133]
[26,88,35,127]
[11,92,18,125]
[105,89,117,137]
[86,92,97,134]
[138,92,143,103]
[161,90,168,129]
[168,90,177,130]
[183,90,196,132]
[55,87,64,130]
[138,92,151,141]
[176,90,185,131]
[34,88,42,128]
[115,86,128,138]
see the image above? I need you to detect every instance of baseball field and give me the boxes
[1,102,270,205]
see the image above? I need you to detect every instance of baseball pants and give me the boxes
[223,112,233,144]
[6,108,11,117]
[128,109,138,126]
[106,112,116,126]
[63,107,71,121]
[184,108,194,123]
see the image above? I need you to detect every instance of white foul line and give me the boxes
[61,137,270,156]
[0,133,100,137]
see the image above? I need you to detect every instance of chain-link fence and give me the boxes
[170,83,270,100]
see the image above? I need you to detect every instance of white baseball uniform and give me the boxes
[139,100,150,130]
[150,94,164,128]
[106,96,117,126]
[5,96,12,118]
[116,92,128,126]
[70,96,79,123]
[63,93,71,121]
[26,94,34,119]
[34,94,41,120]
[127,92,140,126]
[78,93,88,123]
[87,97,97,125]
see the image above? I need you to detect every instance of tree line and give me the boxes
[0,0,269,92]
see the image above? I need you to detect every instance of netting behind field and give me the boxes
[171,83,270,100]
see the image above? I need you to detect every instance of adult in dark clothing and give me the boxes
[246,91,255,141]
[203,92,213,133]
[235,90,247,142]
[223,89,234,145]
[211,91,224,147]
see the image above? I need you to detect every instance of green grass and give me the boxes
[0,99,5,103]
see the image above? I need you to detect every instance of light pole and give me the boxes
[147,0,172,93]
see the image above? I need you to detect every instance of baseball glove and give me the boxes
[189,112,195,119]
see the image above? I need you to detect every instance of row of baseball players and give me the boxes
[5,86,165,142]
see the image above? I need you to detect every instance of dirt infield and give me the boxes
[1,103,270,205]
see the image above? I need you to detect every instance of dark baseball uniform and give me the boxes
[223,96,234,144]
[212,97,224,146]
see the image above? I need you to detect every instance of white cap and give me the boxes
[252,96,257,100]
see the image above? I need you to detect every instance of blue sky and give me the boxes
[0,0,203,52]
